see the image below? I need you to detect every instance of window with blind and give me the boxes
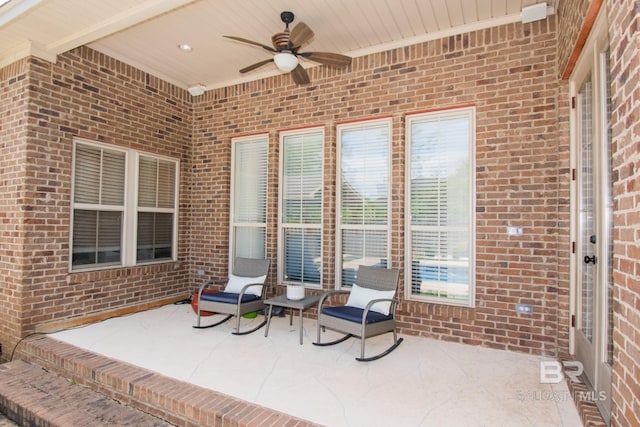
[337,119,391,287]
[71,139,178,271]
[137,156,176,262]
[278,128,323,286]
[406,107,475,306]
[231,135,268,260]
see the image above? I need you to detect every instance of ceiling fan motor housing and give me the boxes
[272,32,290,50]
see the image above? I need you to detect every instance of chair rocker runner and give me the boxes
[314,265,403,361]
[193,257,271,335]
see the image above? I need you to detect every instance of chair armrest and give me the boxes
[318,290,350,310]
[196,279,216,301]
[362,298,400,323]
[363,297,396,310]
[197,279,214,293]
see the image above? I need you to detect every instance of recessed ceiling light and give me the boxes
[178,43,193,52]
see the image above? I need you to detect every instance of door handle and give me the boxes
[584,255,597,264]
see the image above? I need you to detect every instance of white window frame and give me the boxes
[336,118,392,288]
[404,107,476,307]
[135,153,179,264]
[70,138,179,272]
[277,127,324,288]
[229,134,269,265]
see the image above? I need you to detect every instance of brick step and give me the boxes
[15,335,318,426]
[0,360,171,427]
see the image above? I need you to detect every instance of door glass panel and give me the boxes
[579,73,594,342]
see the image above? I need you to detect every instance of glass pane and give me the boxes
[410,230,469,300]
[101,149,125,205]
[411,115,470,228]
[137,212,154,259]
[72,209,122,267]
[138,156,158,208]
[341,229,388,286]
[97,211,123,263]
[157,160,176,208]
[74,144,125,206]
[283,132,322,224]
[579,73,594,342]
[74,145,101,204]
[602,49,614,365]
[137,212,173,262]
[138,156,176,209]
[283,228,321,285]
[72,209,97,265]
[340,123,389,225]
[233,139,268,223]
[234,226,266,259]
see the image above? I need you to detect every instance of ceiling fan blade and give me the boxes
[223,35,276,53]
[291,64,310,85]
[239,58,274,74]
[289,22,314,48]
[299,51,352,67]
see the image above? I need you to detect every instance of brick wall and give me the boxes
[608,0,640,425]
[0,47,194,359]
[190,18,566,356]
[556,0,593,78]
[0,58,30,360]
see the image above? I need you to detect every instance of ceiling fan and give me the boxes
[224,11,352,85]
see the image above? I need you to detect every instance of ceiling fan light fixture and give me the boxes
[274,52,298,72]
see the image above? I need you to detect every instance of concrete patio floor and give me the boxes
[50,303,582,426]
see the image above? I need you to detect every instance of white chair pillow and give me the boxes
[346,284,395,315]
[224,274,267,297]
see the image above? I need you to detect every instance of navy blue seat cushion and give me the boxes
[322,305,393,324]
[200,291,260,304]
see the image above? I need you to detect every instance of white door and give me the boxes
[571,10,612,425]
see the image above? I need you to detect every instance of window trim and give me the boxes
[277,127,324,288]
[404,107,476,307]
[335,117,393,289]
[70,138,179,272]
[229,133,269,267]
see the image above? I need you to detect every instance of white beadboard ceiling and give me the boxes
[0,0,557,91]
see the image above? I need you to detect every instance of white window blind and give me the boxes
[137,156,176,262]
[337,119,391,287]
[231,135,268,260]
[406,108,474,306]
[279,129,323,286]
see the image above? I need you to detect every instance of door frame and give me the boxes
[568,8,611,425]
